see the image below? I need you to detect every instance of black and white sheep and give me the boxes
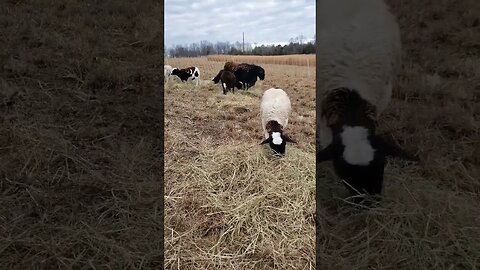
[212,69,243,95]
[260,88,296,156]
[224,62,265,90]
[171,66,201,86]
[316,0,418,202]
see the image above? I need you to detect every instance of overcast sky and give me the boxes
[164,0,315,49]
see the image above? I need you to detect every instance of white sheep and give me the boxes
[260,88,296,155]
[317,0,402,147]
[164,65,173,83]
[316,0,418,201]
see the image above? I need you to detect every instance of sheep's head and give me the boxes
[260,132,296,156]
[257,66,265,80]
[260,120,296,156]
[235,81,243,89]
[317,88,419,200]
[212,69,223,84]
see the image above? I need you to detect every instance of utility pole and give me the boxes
[242,32,245,53]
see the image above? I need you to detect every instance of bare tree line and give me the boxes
[166,35,316,58]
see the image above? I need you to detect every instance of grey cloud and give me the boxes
[165,0,315,48]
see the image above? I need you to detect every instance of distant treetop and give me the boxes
[166,35,316,58]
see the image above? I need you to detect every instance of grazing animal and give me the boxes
[171,66,201,86]
[212,69,243,95]
[224,62,265,90]
[316,0,418,202]
[164,65,173,82]
[260,88,296,156]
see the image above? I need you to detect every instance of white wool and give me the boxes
[341,126,375,165]
[272,132,283,145]
[164,65,173,77]
[260,88,291,136]
[317,0,401,148]
[164,65,173,83]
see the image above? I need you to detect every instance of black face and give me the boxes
[317,132,419,200]
[212,69,223,83]
[258,68,265,80]
[270,139,287,155]
[260,132,296,156]
[235,81,243,89]
[333,143,386,197]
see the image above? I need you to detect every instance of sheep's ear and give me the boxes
[284,134,297,144]
[260,137,271,145]
[379,134,420,162]
[317,144,334,163]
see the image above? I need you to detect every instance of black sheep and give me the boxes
[234,63,265,90]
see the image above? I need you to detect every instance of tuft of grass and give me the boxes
[165,143,315,269]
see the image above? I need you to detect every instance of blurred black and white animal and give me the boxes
[260,88,296,156]
[212,69,243,95]
[171,66,201,86]
[316,0,419,204]
[224,61,265,90]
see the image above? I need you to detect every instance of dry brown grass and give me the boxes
[207,54,316,67]
[164,58,316,269]
[317,0,480,269]
[0,1,163,268]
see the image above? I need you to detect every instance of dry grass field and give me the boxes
[0,1,163,268]
[207,54,316,68]
[317,0,480,269]
[164,57,316,268]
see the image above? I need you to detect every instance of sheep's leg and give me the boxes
[222,82,227,95]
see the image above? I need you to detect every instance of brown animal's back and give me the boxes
[224,61,239,72]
